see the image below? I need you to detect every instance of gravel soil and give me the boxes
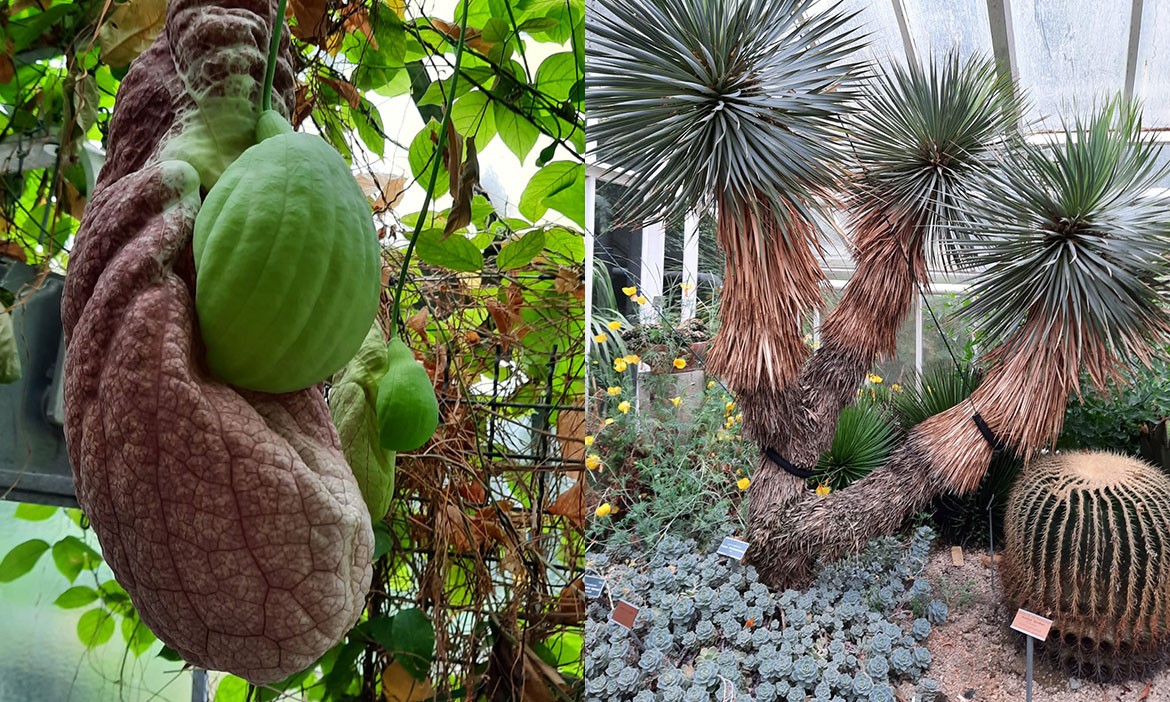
[893,546,1169,702]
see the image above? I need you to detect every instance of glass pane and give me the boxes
[1011,0,1130,125]
[901,0,994,64]
[1134,0,1170,127]
[0,503,190,702]
[922,291,979,370]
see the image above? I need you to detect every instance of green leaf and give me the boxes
[390,608,436,681]
[496,229,546,270]
[373,70,412,98]
[542,227,584,262]
[98,578,134,616]
[351,12,407,92]
[518,161,584,226]
[77,608,114,648]
[214,675,249,702]
[54,585,99,609]
[414,230,484,272]
[518,17,559,33]
[122,614,157,656]
[14,503,56,521]
[0,539,50,582]
[52,535,103,583]
[373,521,393,560]
[493,101,540,162]
[451,91,497,144]
[534,52,578,102]
[407,120,450,199]
[355,98,386,158]
[157,645,184,662]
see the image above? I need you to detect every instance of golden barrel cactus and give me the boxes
[1002,451,1170,678]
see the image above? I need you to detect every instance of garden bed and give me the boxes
[904,546,1168,702]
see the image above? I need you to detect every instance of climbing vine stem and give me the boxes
[387,7,471,339]
[262,0,288,113]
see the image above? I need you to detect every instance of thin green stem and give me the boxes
[262,0,289,113]
[388,3,471,338]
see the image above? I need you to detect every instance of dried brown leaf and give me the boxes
[444,137,479,237]
[557,403,585,465]
[546,477,584,527]
[405,308,429,336]
[356,172,406,213]
[0,241,27,263]
[289,0,329,43]
[322,76,361,109]
[99,0,168,67]
[382,660,434,702]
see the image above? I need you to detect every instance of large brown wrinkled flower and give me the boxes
[61,0,373,684]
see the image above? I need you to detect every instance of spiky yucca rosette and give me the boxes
[753,97,1170,588]
[588,0,863,397]
[735,54,1024,577]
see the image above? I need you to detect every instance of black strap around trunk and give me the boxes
[763,447,817,480]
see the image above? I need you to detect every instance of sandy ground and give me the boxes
[893,546,1169,702]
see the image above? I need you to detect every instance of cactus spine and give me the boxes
[1002,451,1170,678]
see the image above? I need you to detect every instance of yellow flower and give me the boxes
[595,503,613,517]
[618,400,631,414]
[735,413,743,423]
[670,396,682,408]
[604,418,615,425]
[725,401,736,413]
[621,286,637,297]
[707,380,716,390]
[624,354,641,364]
[867,373,883,384]
[816,483,832,497]
[593,333,608,343]
[606,386,622,396]
[891,383,902,393]
[584,435,594,447]
[607,320,622,331]
[680,281,695,293]
[737,477,751,491]
[673,358,687,369]
[585,454,602,471]
[636,295,648,305]
[613,358,629,372]
[725,417,735,429]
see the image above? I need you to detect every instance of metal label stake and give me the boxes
[1010,609,1053,702]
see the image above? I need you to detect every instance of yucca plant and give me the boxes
[754,96,1170,589]
[589,0,863,399]
[814,399,898,490]
[892,363,982,428]
[744,53,1025,585]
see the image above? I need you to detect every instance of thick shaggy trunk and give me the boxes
[742,210,926,577]
[748,326,1078,589]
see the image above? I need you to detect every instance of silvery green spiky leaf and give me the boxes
[588,0,864,225]
[846,51,1025,268]
[956,97,1170,373]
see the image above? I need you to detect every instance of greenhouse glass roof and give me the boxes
[833,0,1168,130]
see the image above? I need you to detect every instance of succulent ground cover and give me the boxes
[584,527,947,702]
